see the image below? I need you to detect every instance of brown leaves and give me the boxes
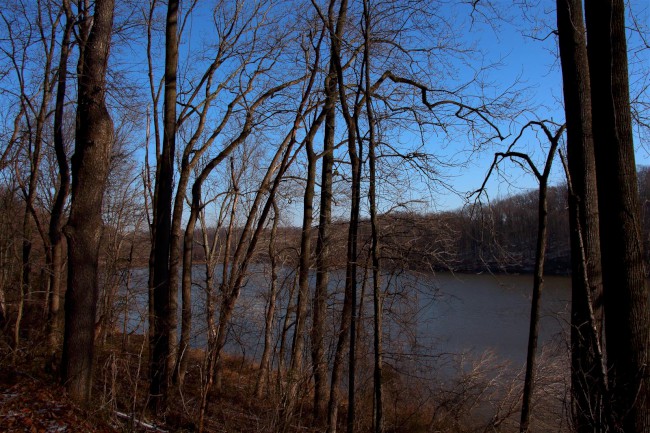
[0,369,117,433]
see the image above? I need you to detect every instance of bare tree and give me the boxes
[555,0,606,430]
[1,0,62,353]
[311,0,342,424]
[471,121,564,432]
[283,37,327,425]
[61,0,115,403]
[361,1,383,430]
[47,0,73,356]
[585,0,650,431]
[149,0,178,413]
[255,198,280,398]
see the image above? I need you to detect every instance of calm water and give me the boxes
[412,272,570,366]
[120,267,571,369]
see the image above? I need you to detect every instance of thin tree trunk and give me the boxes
[174,199,195,386]
[312,56,337,429]
[326,2,360,431]
[279,272,298,391]
[361,1,384,429]
[517,125,561,432]
[47,39,72,349]
[145,0,161,362]
[150,0,179,413]
[283,106,326,429]
[255,199,280,398]
[288,140,315,387]
[519,172,551,432]
[198,175,238,433]
[17,11,58,349]
[213,136,297,391]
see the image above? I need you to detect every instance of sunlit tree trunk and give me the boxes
[326,2,358,432]
[144,0,162,369]
[280,100,326,429]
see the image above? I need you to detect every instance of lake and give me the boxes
[412,272,570,366]
[120,267,571,370]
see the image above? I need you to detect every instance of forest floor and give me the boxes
[0,329,569,433]
[0,333,319,433]
[0,367,120,433]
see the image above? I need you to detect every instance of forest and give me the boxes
[0,0,649,432]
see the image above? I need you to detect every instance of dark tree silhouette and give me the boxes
[585,0,650,431]
[149,0,178,413]
[556,0,606,430]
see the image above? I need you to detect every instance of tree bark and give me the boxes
[289,139,315,384]
[150,0,179,413]
[326,1,362,431]
[255,199,280,398]
[585,1,650,431]
[556,0,606,430]
[362,0,383,428]
[519,137,558,432]
[48,2,73,356]
[61,0,115,404]
[282,105,326,430]
[311,51,337,429]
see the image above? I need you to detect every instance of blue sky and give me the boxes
[430,0,650,212]
[104,0,649,221]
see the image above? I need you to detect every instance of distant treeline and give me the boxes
[376,186,572,274]
[94,167,650,277]
[376,165,650,275]
[178,185,585,275]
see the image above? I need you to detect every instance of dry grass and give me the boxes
[0,326,571,433]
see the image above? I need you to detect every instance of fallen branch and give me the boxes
[115,411,169,433]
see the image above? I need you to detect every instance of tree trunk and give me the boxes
[17,4,59,349]
[361,2,383,429]
[585,1,650,431]
[283,107,325,428]
[255,200,280,398]
[289,141,315,383]
[145,0,161,367]
[150,0,179,414]
[326,1,361,431]
[519,170,552,432]
[279,273,298,391]
[48,7,73,344]
[555,0,606,430]
[198,178,239,433]
[60,0,115,404]
[311,57,337,428]
[333,1,361,429]
[174,206,193,386]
